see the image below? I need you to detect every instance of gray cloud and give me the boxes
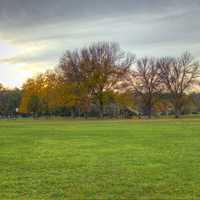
[0,0,199,30]
[0,0,200,86]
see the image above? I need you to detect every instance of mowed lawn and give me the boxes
[0,119,200,200]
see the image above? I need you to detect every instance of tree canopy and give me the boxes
[1,42,200,119]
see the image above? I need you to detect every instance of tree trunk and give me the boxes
[148,106,152,119]
[99,104,104,119]
[78,107,81,118]
[98,97,104,119]
[147,98,152,119]
[174,96,182,118]
[84,112,88,119]
[71,107,76,118]
[175,109,180,118]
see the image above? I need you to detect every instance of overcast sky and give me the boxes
[0,0,200,87]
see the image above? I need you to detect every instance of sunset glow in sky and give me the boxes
[0,0,200,87]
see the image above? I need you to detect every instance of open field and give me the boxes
[0,119,200,200]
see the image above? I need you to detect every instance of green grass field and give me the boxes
[0,119,200,200]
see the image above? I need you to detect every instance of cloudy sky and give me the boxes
[0,0,200,87]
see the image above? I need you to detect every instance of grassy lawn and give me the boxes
[0,119,200,200]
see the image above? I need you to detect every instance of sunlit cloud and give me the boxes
[0,41,19,59]
[0,40,52,87]
[0,63,32,87]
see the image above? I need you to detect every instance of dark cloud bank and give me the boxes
[0,0,200,67]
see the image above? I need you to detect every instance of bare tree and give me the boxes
[158,52,200,118]
[128,57,161,118]
[80,42,135,118]
[59,50,82,83]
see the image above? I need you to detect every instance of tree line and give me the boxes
[1,42,200,119]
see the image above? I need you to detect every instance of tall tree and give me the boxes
[58,49,88,117]
[128,57,161,118]
[80,42,135,118]
[0,86,21,117]
[20,75,47,116]
[158,52,200,118]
